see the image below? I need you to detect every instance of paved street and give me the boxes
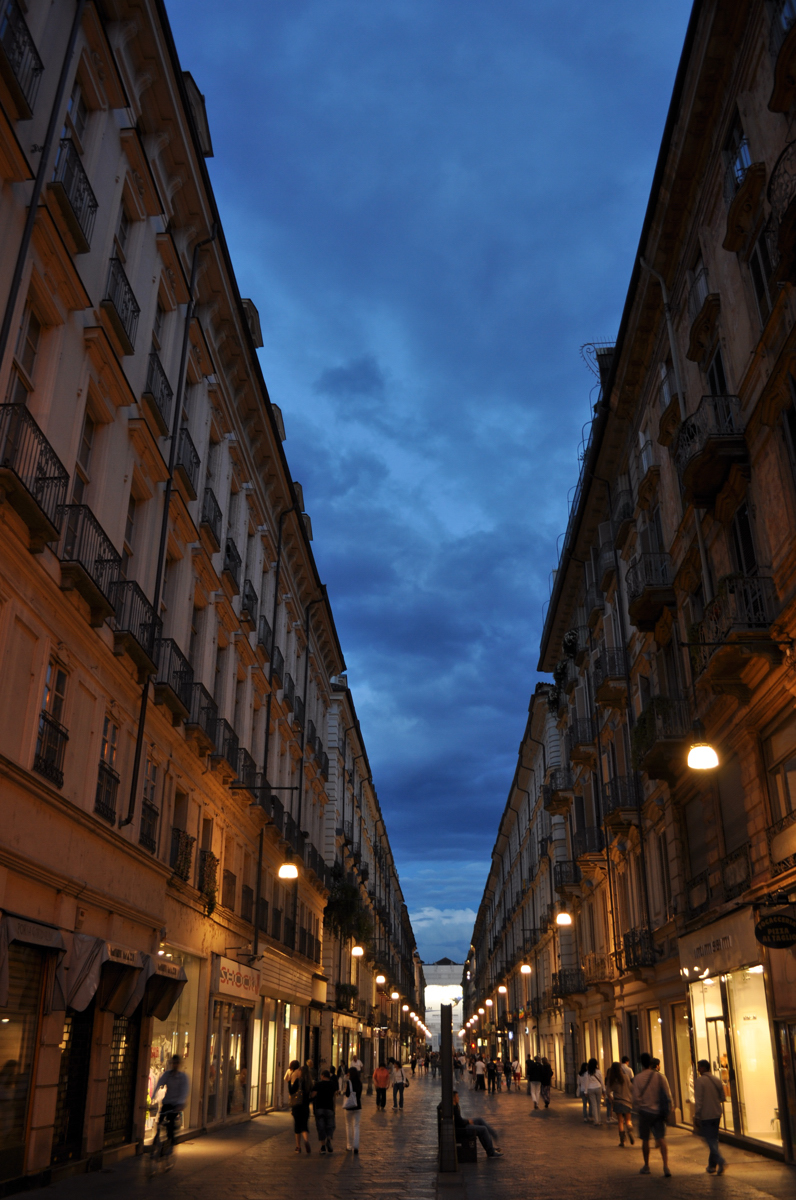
[42,1074,794,1200]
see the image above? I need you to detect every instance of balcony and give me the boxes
[198,849,219,908]
[57,505,121,626]
[234,747,258,797]
[552,968,585,998]
[175,427,200,500]
[626,552,674,632]
[721,842,751,901]
[200,487,222,553]
[94,760,119,823]
[573,825,604,861]
[336,983,358,1013]
[686,267,720,363]
[33,710,68,788]
[0,404,69,550]
[553,860,581,894]
[293,693,305,732]
[722,139,766,252]
[170,827,195,883]
[222,537,241,595]
[593,646,626,707]
[769,0,796,112]
[0,0,43,118]
[210,717,238,782]
[690,574,779,700]
[622,928,655,971]
[631,695,691,783]
[566,717,596,766]
[240,579,258,630]
[585,583,605,628]
[767,808,796,877]
[47,139,98,254]
[612,487,635,550]
[543,767,574,816]
[153,638,193,724]
[256,613,272,661]
[562,624,590,666]
[101,257,140,356]
[582,951,616,987]
[221,869,237,912]
[768,139,796,282]
[282,671,295,711]
[554,655,578,697]
[597,537,616,592]
[306,719,317,752]
[185,683,217,755]
[139,352,173,437]
[603,775,640,830]
[674,395,747,508]
[112,580,160,676]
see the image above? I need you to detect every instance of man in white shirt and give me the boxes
[473,1056,486,1091]
[632,1053,672,1177]
[350,1054,363,1073]
[694,1059,726,1175]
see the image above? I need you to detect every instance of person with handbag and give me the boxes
[693,1059,727,1175]
[389,1058,409,1108]
[632,1052,673,1177]
[606,1062,635,1146]
[343,1065,363,1153]
[287,1060,312,1154]
[583,1058,605,1125]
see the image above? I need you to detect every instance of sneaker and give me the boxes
[706,1167,716,1174]
[639,1165,651,1175]
[663,1168,672,1178]
[320,1145,326,1154]
[491,1149,504,1157]
[717,1165,726,1176]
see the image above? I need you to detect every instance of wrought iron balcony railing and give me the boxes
[94,760,120,823]
[622,927,655,970]
[57,504,121,623]
[170,827,195,883]
[154,637,194,714]
[257,613,272,657]
[690,574,778,677]
[103,257,140,354]
[186,682,217,751]
[603,774,640,816]
[553,860,581,889]
[552,968,585,998]
[112,579,161,669]
[212,718,239,774]
[142,352,173,435]
[222,537,241,592]
[240,579,258,626]
[293,694,305,730]
[235,747,257,791]
[282,671,295,709]
[201,486,222,550]
[51,138,98,252]
[0,403,69,544]
[674,393,743,478]
[198,849,219,902]
[32,710,68,788]
[572,826,604,858]
[626,552,672,603]
[175,426,200,498]
[0,0,43,116]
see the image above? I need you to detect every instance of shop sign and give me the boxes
[5,915,65,950]
[678,906,759,977]
[755,913,796,950]
[154,958,184,979]
[212,954,260,1000]
[106,942,140,966]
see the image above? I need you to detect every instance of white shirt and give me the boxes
[474,1060,485,1075]
[350,1057,363,1072]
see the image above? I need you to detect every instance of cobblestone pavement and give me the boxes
[42,1073,794,1200]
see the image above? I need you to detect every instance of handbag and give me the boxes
[342,1083,358,1110]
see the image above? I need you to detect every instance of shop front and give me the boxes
[143,947,202,1140]
[205,956,260,1125]
[680,908,784,1155]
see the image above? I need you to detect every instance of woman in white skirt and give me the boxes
[343,1066,363,1154]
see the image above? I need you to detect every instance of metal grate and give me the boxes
[104,1009,140,1147]
[51,1003,94,1164]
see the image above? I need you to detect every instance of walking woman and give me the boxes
[606,1062,635,1147]
[287,1060,311,1154]
[343,1066,363,1153]
[390,1058,409,1108]
[584,1058,605,1125]
[577,1062,590,1121]
[540,1057,554,1108]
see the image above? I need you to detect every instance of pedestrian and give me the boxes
[486,1056,498,1094]
[621,1054,634,1083]
[410,1054,417,1076]
[474,1055,486,1091]
[373,1061,390,1110]
[632,1052,673,1177]
[512,1057,521,1085]
[528,1055,543,1109]
[540,1057,554,1108]
[337,1062,347,1093]
[342,1065,362,1154]
[311,1068,337,1154]
[390,1058,409,1108]
[525,1053,532,1096]
[577,1062,590,1121]
[694,1059,726,1175]
[350,1052,363,1073]
[431,1051,438,1079]
[149,1054,189,1160]
[287,1059,311,1154]
[606,1062,634,1147]
[503,1058,513,1092]
[452,1091,504,1157]
[583,1058,605,1125]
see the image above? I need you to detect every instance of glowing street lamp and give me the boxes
[498,985,507,994]
[687,739,719,770]
[556,911,572,926]
[520,964,531,975]
[391,991,400,1000]
[278,849,298,880]
[351,944,365,957]
[375,974,386,985]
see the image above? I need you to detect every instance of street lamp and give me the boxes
[520,964,531,975]
[402,1004,409,1012]
[376,974,386,985]
[687,738,719,770]
[498,985,507,994]
[278,850,298,880]
[556,911,572,926]
[391,991,400,1000]
[351,944,364,957]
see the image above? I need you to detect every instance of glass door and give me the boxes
[705,1016,732,1131]
[206,1000,222,1123]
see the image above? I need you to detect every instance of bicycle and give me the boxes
[145,1103,182,1177]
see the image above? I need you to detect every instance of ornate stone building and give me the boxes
[0,0,417,1187]
[465,0,796,1163]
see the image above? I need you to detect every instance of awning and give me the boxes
[59,935,145,1015]
[122,954,187,1021]
[0,913,66,1007]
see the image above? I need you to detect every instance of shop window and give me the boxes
[0,944,43,1183]
[725,969,782,1147]
[671,1002,694,1124]
[763,710,796,823]
[145,948,201,1141]
[717,756,748,853]
[51,1001,94,1165]
[104,1008,141,1148]
[648,1007,664,1063]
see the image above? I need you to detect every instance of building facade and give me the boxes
[0,0,417,1189]
[465,0,796,1164]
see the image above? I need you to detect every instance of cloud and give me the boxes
[314,354,385,398]
[408,907,477,964]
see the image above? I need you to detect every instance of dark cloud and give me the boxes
[166,0,692,960]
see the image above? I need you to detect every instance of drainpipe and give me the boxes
[121,224,217,826]
[0,0,88,372]
[640,257,712,602]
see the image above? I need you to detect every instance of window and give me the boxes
[64,80,88,147]
[724,116,751,192]
[116,206,131,259]
[189,605,202,667]
[120,494,136,578]
[731,501,757,577]
[95,717,119,822]
[717,757,748,854]
[659,360,675,412]
[749,230,775,325]
[706,346,728,397]
[100,716,118,769]
[153,301,165,349]
[764,711,796,823]
[782,378,796,484]
[72,411,95,504]
[5,306,42,405]
[34,661,69,787]
[684,798,708,878]
[657,830,672,918]
[140,756,159,851]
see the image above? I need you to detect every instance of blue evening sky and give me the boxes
[165,0,692,963]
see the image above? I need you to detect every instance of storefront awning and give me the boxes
[0,913,66,1007]
[122,954,188,1021]
[59,934,145,1014]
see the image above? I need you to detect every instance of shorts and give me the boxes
[612,1099,631,1115]
[638,1111,666,1142]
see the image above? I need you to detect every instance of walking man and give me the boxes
[632,1052,672,1177]
[528,1055,543,1109]
[694,1059,726,1175]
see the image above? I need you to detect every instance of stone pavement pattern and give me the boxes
[41,1074,794,1200]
